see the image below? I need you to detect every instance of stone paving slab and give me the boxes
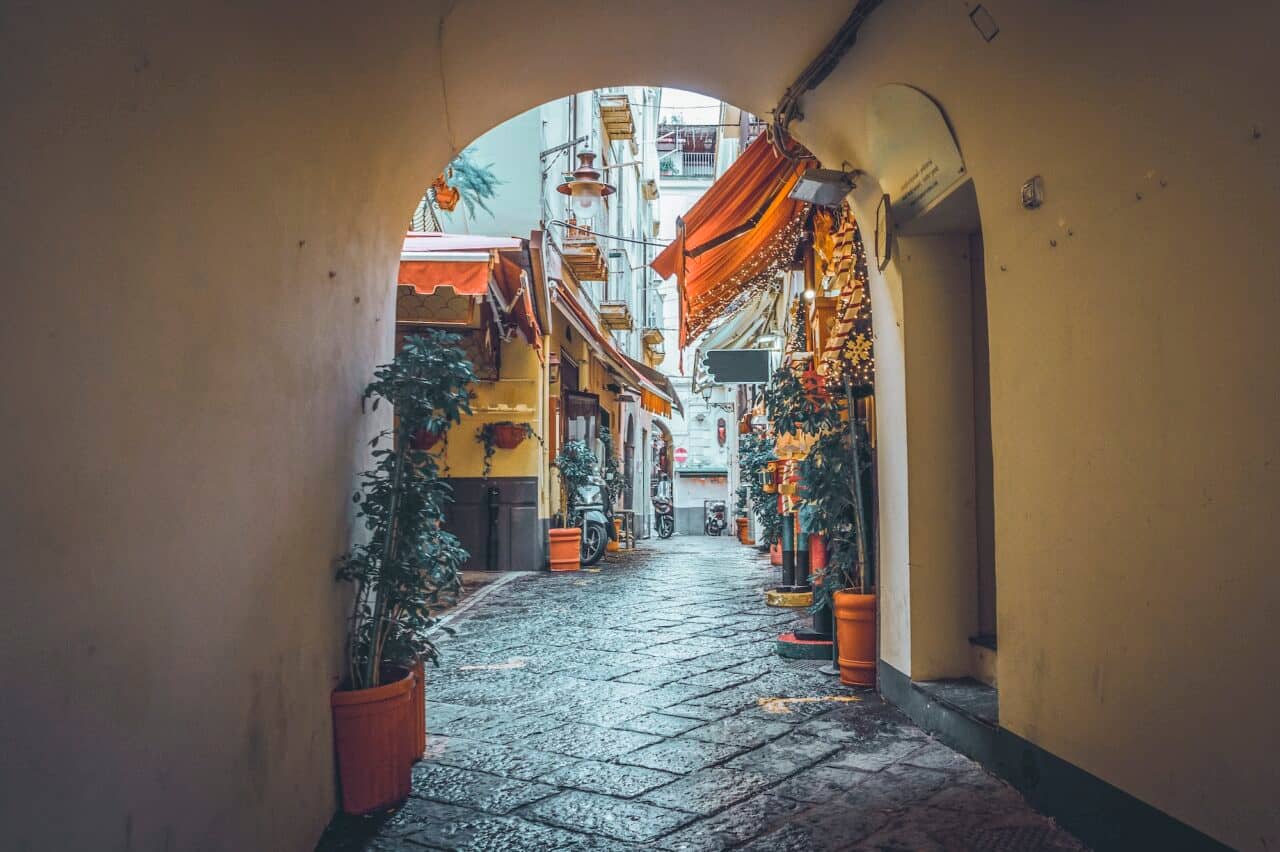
[316,536,1087,852]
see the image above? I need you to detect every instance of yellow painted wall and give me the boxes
[2,1,1279,849]
[438,336,545,485]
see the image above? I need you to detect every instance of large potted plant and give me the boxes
[332,330,475,813]
[549,439,597,570]
[794,374,876,687]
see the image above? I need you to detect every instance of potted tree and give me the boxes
[475,421,539,478]
[549,440,596,571]
[332,330,475,813]
[795,377,876,687]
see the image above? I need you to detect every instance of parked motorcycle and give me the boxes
[653,476,675,539]
[570,474,614,566]
[704,499,728,536]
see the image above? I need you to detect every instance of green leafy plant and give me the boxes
[598,426,624,505]
[763,366,838,438]
[475,421,540,478]
[445,148,503,219]
[553,440,596,516]
[738,430,782,546]
[786,371,874,607]
[734,486,748,518]
[336,331,476,690]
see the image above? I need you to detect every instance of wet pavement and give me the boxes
[318,536,1085,851]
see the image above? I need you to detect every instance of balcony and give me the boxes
[599,94,635,142]
[642,326,665,365]
[560,225,608,282]
[598,300,635,331]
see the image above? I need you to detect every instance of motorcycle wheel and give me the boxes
[657,515,674,539]
[581,521,608,566]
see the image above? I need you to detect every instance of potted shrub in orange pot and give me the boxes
[800,402,877,687]
[333,330,474,813]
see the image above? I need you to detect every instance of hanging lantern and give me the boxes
[556,151,615,223]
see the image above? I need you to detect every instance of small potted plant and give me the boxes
[475,421,539,478]
[332,330,475,813]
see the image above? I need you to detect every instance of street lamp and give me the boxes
[556,151,616,222]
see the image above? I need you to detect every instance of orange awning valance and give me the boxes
[651,135,813,349]
[397,258,490,296]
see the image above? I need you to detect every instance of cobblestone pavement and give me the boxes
[318,536,1086,851]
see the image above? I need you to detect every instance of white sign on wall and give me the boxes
[865,84,967,224]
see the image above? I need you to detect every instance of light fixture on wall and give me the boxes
[556,152,615,221]
[802,286,817,301]
[788,167,860,207]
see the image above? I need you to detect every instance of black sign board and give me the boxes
[704,349,771,384]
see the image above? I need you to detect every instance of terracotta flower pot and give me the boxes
[608,518,622,551]
[549,527,581,571]
[410,428,442,451]
[492,424,529,450]
[330,668,414,814]
[409,660,425,764]
[833,591,877,687]
[770,541,782,566]
[735,517,749,544]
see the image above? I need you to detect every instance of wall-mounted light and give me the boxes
[556,151,615,221]
[788,168,859,207]
[802,287,817,302]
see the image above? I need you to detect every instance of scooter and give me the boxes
[570,474,614,566]
[704,499,728,536]
[653,476,675,539]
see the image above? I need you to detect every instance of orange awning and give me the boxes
[551,283,676,416]
[397,258,489,295]
[651,135,813,349]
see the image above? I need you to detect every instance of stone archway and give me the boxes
[3,2,1279,850]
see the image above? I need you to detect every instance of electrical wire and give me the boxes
[769,0,887,161]
[547,219,671,249]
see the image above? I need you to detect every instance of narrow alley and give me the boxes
[319,537,1084,851]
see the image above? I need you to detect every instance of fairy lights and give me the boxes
[685,212,808,344]
[819,209,874,389]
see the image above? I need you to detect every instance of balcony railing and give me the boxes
[660,151,716,179]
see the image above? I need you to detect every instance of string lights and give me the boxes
[819,210,875,389]
[686,212,808,343]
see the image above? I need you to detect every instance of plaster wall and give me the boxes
[898,234,980,680]
[3,0,1280,849]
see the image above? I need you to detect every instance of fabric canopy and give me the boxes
[691,284,785,392]
[399,232,544,348]
[651,135,812,349]
[622,354,684,417]
[551,283,676,416]
[397,257,490,296]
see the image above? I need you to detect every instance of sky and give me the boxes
[658,87,724,125]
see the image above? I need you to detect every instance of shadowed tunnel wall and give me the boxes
[0,1,1277,849]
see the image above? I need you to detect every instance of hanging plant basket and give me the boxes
[410,428,442,451]
[493,423,531,450]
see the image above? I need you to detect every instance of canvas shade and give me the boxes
[651,135,813,349]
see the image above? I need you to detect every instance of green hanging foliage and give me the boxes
[336,330,476,691]
[445,148,503,219]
